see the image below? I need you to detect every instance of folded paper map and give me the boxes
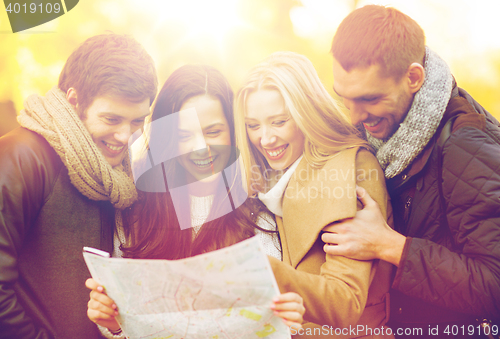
[83,236,291,339]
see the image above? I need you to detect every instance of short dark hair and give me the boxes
[331,5,425,79]
[58,33,158,116]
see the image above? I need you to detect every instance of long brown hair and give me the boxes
[123,65,275,259]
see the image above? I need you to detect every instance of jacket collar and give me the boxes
[277,148,359,268]
[388,81,463,190]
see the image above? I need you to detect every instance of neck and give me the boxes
[187,174,223,197]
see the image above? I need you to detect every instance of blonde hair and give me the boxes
[235,51,371,194]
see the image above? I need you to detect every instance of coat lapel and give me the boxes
[281,148,359,268]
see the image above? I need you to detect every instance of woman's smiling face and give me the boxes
[177,95,231,184]
[245,89,304,171]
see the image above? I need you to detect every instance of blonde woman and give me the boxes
[235,52,394,338]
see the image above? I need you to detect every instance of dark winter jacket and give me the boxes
[0,127,115,338]
[388,85,500,326]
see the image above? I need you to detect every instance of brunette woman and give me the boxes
[86,65,305,338]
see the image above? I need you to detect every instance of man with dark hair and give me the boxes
[0,33,157,338]
[322,4,500,335]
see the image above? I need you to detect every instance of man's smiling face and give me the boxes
[81,95,150,167]
[332,58,414,140]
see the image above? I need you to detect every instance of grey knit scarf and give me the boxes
[367,47,453,178]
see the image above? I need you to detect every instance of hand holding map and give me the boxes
[83,236,291,339]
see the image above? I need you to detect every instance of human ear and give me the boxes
[66,88,78,108]
[407,63,425,94]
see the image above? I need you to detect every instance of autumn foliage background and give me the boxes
[1,0,499,136]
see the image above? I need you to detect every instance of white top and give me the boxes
[190,194,214,237]
[258,155,303,217]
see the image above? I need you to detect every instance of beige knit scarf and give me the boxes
[17,87,138,210]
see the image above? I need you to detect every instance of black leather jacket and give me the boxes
[388,87,500,325]
[0,127,114,339]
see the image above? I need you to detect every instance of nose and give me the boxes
[114,124,134,144]
[192,133,208,156]
[343,99,368,126]
[260,125,277,147]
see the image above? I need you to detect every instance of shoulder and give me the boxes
[1,127,55,158]
[440,104,500,210]
[0,128,64,235]
[443,96,500,161]
[354,147,381,171]
[353,147,385,183]
[0,127,62,180]
[320,146,362,170]
[443,87,499,142]
[320,146,379,168]
[354,148,390,217]
[311,147,384,185]
[327,146,386,180]
[444,122,500,182]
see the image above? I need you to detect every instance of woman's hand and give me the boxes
[85,278,121,332]
[270,292,305,330]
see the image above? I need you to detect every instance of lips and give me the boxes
[264,145,288,159]
[191,156,216,168]
[102,141,125,154]
[363,118,383,133]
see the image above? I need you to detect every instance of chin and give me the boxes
[196,173,221,184]
[268,161,287,171]
[107,157,124,168]
[271,165,286,171]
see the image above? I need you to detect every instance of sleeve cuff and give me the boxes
[392,236,413,290]
[97,324,126,339]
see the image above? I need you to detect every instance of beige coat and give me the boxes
[268,147,394,338]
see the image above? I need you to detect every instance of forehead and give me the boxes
[178,95,226,130]
[245,89,285,119]
[87,96,150,119]
[332,59,398,99]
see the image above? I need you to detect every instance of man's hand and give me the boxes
[321,186,406,266]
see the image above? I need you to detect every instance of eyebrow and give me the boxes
[332,86,379,102]
[245,113,289,121]
[99,112,150,120]
[177,123,226,134]
[203,122,226,130]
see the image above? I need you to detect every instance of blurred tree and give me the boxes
[0,0,498,121]
[0,101,19,137]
